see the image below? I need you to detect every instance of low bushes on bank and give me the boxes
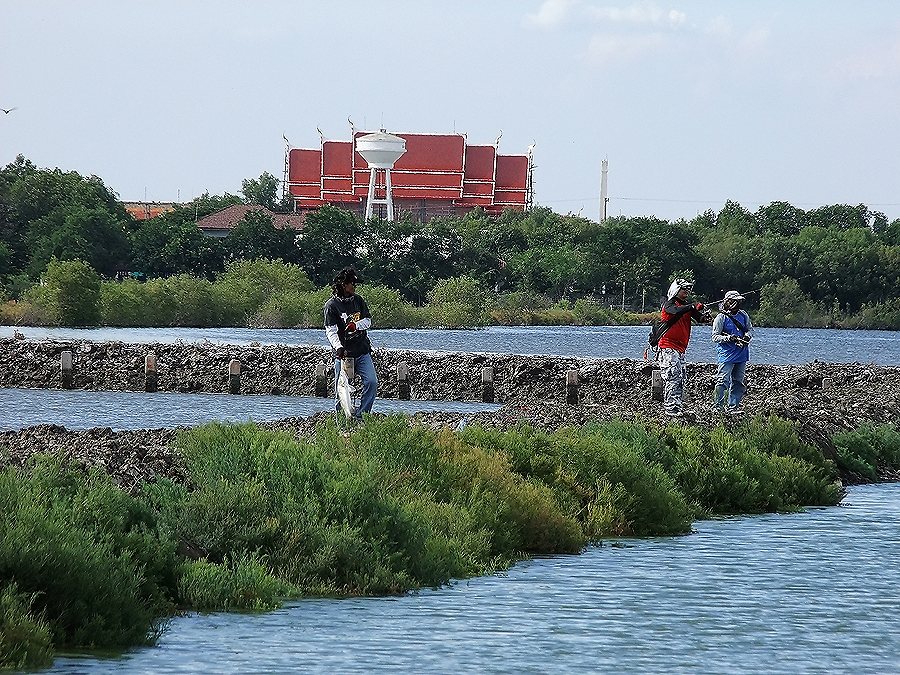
[832,424,900,482]
[2,416,896,669]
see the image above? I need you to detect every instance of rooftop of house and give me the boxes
[196,204,306,233]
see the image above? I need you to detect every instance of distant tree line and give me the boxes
[2,154,899,329]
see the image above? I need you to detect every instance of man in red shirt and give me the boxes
[658,278,710,418]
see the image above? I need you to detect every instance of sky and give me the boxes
[2,0,900,223]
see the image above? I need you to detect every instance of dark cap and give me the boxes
[334,267,363,285]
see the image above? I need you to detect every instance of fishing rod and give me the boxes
[700,287,761,308]
[698,270,823,308]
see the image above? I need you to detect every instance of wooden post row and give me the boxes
[229,359,241,395]
[482,366,494,404]
[314,362,328,398]
[565,369,579,405]
[397,361,410,400]
[145,353,158,392]
[651,369,663,402]
[60,351,73,390]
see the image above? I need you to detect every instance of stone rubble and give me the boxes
[0,337,898,487]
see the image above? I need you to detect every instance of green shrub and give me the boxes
[142,275,219,327]
[460,423,693,537]
[571,299,622,325]
[100,278,150,326]
[24,258,101,326]
[250,287,331,327]
[0,582,54,671]
[177,553,296,611]
[426,276,488,327]
[214,259,313,323]
[360,284,422,328]
[163,419,585,596]
[657,422,841,514]
[833,424,900,480]
[0,457,176,650]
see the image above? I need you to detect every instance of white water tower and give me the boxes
[356,130,407,221]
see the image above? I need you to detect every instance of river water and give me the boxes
[7,325,900,365]
[47,482,900,674]
[0,388,498,432]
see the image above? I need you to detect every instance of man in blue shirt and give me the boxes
[711,290,754,413]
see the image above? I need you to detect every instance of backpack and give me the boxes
[647,314,680,349]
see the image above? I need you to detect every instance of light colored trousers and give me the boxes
[658,348,685,414]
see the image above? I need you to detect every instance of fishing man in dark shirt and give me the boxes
[323,267,377,417]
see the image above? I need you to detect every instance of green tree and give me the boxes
[878,219,900,246]
[1,161,132,280]
[27,258,101,326]
[426,275,489,327]
[756,278,825,328]
[224,210,297,262]
[755,201,807,237]
[130,217,224,278]
[26,205,130,277]
[295,205,361,286]
[241,172,280,210]
[214,259,314,322]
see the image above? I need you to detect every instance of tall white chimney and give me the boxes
[599,158,609,222]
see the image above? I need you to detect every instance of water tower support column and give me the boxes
[365,168,378,221]
[385,168,394,221]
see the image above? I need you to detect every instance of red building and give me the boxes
[123,201,178,221]
[285,130,533,219]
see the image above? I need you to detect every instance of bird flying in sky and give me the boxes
[1,107,17,114]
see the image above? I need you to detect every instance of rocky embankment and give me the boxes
[1,337,898,488]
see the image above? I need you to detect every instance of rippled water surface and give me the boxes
[49,483,900,674]
[8,325,900,365]
[0,388,498,431]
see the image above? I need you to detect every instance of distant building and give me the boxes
[123,201,178,221]
[196,204,305,238]
[285,129,533,219]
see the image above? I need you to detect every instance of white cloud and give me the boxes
[526,1,686,30]
[525,0,579,28]
[588,2,686,28]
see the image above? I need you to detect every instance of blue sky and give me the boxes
[2,0,899,222]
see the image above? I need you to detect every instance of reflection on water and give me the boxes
[48,483,900,674]
[6,325,900,365]
[0,388,498,432]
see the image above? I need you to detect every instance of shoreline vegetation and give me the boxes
[2,258,899,332]
[2,157,900,332]
[2,414,899,670]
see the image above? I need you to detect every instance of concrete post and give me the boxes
[145,353,158,393]
[315,362,328,398]
[481,366,494,404]
[228,359,241,395]
[651,369,663,402]
[822,377,833,390]
[397,361,410,400]
[565,369,579,405]
[60,351,73,390]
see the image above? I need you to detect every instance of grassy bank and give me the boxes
[2,416,898,669]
